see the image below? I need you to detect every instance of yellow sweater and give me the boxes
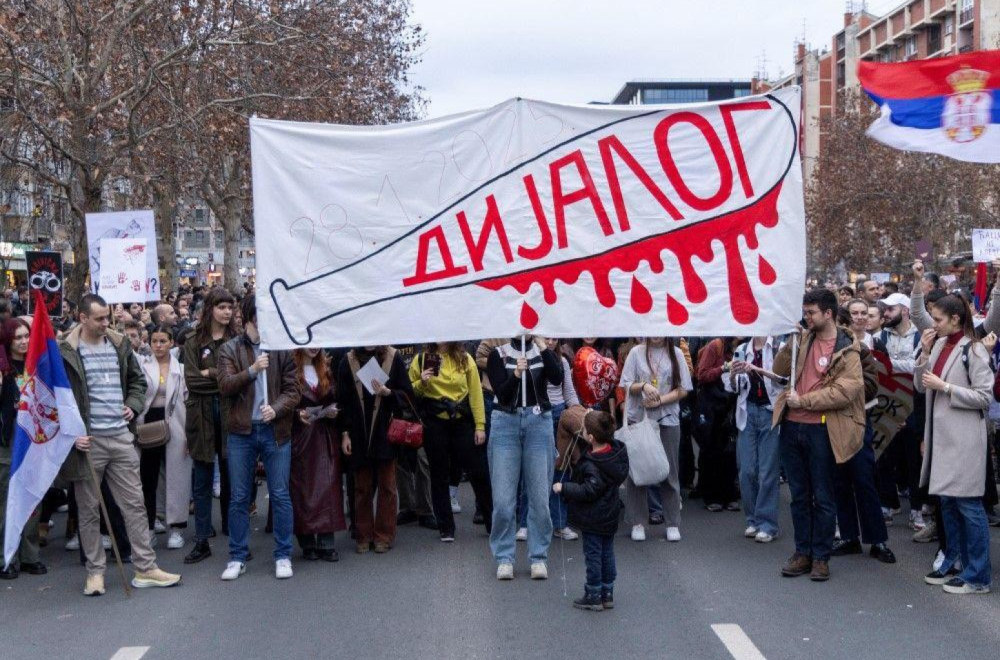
[409,352,486,430]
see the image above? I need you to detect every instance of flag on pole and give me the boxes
[858,50,1000,163]
[3,291,85,569]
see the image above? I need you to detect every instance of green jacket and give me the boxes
[58,326,147,482]
[183,333,230,463]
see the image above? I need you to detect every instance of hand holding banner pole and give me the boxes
[521,335,528,409]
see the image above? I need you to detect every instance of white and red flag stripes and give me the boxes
[250,90,805,348]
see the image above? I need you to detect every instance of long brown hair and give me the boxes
[645,338,680,391]
[425,341,469,372]
[194,287,237,346]
[931,294,976,340]
[293,349,332,397]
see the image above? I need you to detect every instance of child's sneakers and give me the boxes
[573,587,604,611]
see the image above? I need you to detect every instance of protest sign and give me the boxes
[251,91,806,348]
[25,251,63,316]
[85,210,160,301]
[98,238,149,304]
[972,228,1000,263]
[869,350,916,461]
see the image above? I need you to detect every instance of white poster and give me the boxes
[98,238,149,304]
[972,228,1000,263]
[85,210,160,301]
[250,90,805,348]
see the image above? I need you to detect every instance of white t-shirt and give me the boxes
[620,344,693,427]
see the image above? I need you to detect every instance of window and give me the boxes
[944,15,954,35]
[214,230,223,246]
[905,36,917,57]
[642,88,709,104]
[733,88,752,98]
[960,0,974,24]
[193,208,208,227]
[927,24,942,54]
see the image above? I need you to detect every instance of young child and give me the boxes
[553,411,629,611]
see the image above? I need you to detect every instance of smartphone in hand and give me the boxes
[424,352,442,376]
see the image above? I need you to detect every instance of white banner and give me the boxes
[972,228,1000,263]
[251,90,805,348]
[85,210,160,301]
[98,238,149,304]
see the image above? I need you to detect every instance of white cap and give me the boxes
[882,293,910,309]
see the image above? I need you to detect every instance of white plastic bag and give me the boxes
[615,413,669,486]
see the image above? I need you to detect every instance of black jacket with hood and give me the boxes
[560,439,630,536]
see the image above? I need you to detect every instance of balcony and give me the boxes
[959,8,974,26]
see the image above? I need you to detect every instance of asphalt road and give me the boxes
[2,484,998,660]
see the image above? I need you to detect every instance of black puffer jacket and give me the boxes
[561,439,630,536]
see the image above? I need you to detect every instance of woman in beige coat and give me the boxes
[138,326,191,551]
[914,295,992,595]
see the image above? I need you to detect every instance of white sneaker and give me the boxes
[932,549,946,572]
[530,562,548,580]
[553,527,579,540]
[212,483,221,499]
[755,531,775,543]
[882,507,894,526]
[665,526,681,542]
[744,525,758,538]
[101,535,111,550]
[275,558,293,579]
[220,561,246,581]
[65,536,80,551]
[515,527,528,542]
[57,504,69,513]
[153,519,167,534]
[631,525,646,542]
[167,531,184,549]
[450,496,462,514]
[497,563,514,580]
[910,510,926,531]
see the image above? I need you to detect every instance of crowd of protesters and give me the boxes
[0,260,997,609]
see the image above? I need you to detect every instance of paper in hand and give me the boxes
[357,358,390,395]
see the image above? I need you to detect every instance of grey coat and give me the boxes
[914,337,992,498]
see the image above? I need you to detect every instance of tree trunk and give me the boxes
[66,177,103,304]
[219,198,244,295]
[152,191,179,295]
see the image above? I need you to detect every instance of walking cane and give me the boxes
[85,451,131,598]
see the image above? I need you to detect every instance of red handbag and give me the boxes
[387,393,424,449]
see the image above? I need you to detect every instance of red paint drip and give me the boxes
[759,255,776,285]
[629,276,653,314]
[479,183,783,327]
[520,301,539,329]
[666,294,689,325]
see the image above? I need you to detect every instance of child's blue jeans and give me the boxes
[582,531,616,595]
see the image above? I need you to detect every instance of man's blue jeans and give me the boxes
[489,408,554,564]
[737,403,781,536]
[779,421,837,561]
[227,423,293,562]
[940,496,992,588]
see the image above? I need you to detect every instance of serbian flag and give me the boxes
[4,291,85,569]
[859,50,1000,163]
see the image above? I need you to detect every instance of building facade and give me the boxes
[611,79,753,105]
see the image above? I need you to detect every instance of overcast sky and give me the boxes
[409,0,900,118]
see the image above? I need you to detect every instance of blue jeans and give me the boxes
[517,403,568,530]
[582,532,616,594]
[780,421,837,561]
[489,408,554,564]
[737,403,781,536]
[940,496,992,588]
[227,423,293,562]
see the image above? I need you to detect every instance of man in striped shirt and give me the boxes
[59,294,181,596]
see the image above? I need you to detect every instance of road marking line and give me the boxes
[110,647,150,660]
[711,624,767,660]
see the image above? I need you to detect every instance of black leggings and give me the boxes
[424,416,492,537]
[139,407,166,530]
